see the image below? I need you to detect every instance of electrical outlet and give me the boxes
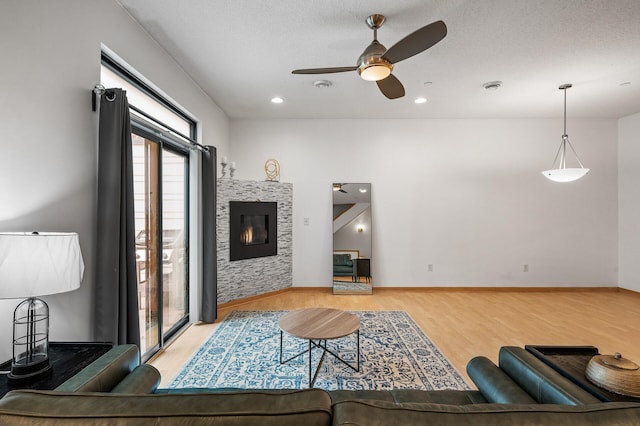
[303,217,310,226]
[428,264,434,272]
[523,264,529,272]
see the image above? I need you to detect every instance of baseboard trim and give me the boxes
[618,287,640,297]
[217,286,632,311]
[289,287,333,292]
[371,286,621,292]
[217,287,292,311]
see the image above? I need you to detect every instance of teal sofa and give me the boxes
[1,344,639,424]
[333,253,356,281]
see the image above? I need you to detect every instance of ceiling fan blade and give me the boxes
[382,20,447,64]
[377,74,405,99]
[292,66,357,75]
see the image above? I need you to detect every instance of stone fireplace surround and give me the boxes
[217,179,293,304]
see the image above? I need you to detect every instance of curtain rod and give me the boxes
[91,84,208,152]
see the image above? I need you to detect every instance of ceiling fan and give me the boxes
[292,14,447,100]
[333,183,348,193]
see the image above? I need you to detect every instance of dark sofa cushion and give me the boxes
[0,389,332,425]
[330,389,487,405]
[467,355,537,404]
[333,254,353,266]
[333,254,355,277]
[498,346,600,405]
[332,400,640,426]
[110,364,161,394]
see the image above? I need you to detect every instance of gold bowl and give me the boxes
[585,353,640,398]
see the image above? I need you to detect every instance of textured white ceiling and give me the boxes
[117,0,640,119]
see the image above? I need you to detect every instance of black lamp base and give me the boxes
[8,354,52,384]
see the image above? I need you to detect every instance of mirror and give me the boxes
[332,183,372,294]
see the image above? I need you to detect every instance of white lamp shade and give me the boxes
[541,168,590,183]
[0,232,84,299]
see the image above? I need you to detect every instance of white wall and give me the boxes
[0,0,229,362]
[618,112,640,292]
[230,118,618,288]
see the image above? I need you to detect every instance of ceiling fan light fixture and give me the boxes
[359,64,392,81]
[357,39,392,81]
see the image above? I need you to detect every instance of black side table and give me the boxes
[525,345,640,403]
[355,258,371,283]
[0,342,112,398]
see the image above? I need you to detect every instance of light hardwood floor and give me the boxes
[150,287,640,387]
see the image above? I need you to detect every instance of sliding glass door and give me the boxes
[132,131,189,359]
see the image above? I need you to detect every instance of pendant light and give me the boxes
[541,83,589,182]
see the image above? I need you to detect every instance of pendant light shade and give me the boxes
[542,84,589,182]
[542,166,589,183]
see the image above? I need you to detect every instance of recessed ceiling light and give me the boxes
[482,81,503,91]
[359,188,367,193]
[423,81,433,86]
[414,97,427,104]
[271,97,284,104]
[620,81,631,86]
[313,80,332,88]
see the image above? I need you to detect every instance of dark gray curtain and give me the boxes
[200,145,217,322]
[94,88,141,347]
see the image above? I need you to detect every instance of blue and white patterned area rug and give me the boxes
[169,310,470,391]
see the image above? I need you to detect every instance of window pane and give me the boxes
[161,149,188,334]
[133,134,160,355]
[101,65,191,137]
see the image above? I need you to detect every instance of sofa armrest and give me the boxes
[110,364,161,394]
[499,346,600,405]
[466,356,537,403]
[54,344,140,392]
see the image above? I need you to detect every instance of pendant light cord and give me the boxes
[549,83,586,169]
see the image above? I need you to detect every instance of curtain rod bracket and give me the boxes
[92,84,106,111]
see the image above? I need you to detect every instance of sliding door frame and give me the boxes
[132,122,191,361]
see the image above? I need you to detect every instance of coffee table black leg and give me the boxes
[311,347,327,387]
[308,339,312,386]
[356,329,360,372]
[280,331,310,364]
[281,332,359,387]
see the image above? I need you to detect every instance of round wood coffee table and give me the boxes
[278,308,360,387]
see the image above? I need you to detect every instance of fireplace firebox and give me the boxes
[229,201,277,261]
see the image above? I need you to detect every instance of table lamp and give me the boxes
[0,232,84,383]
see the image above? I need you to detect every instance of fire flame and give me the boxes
[241,226,253,245]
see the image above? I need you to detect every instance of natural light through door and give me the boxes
[132,134,188,357]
